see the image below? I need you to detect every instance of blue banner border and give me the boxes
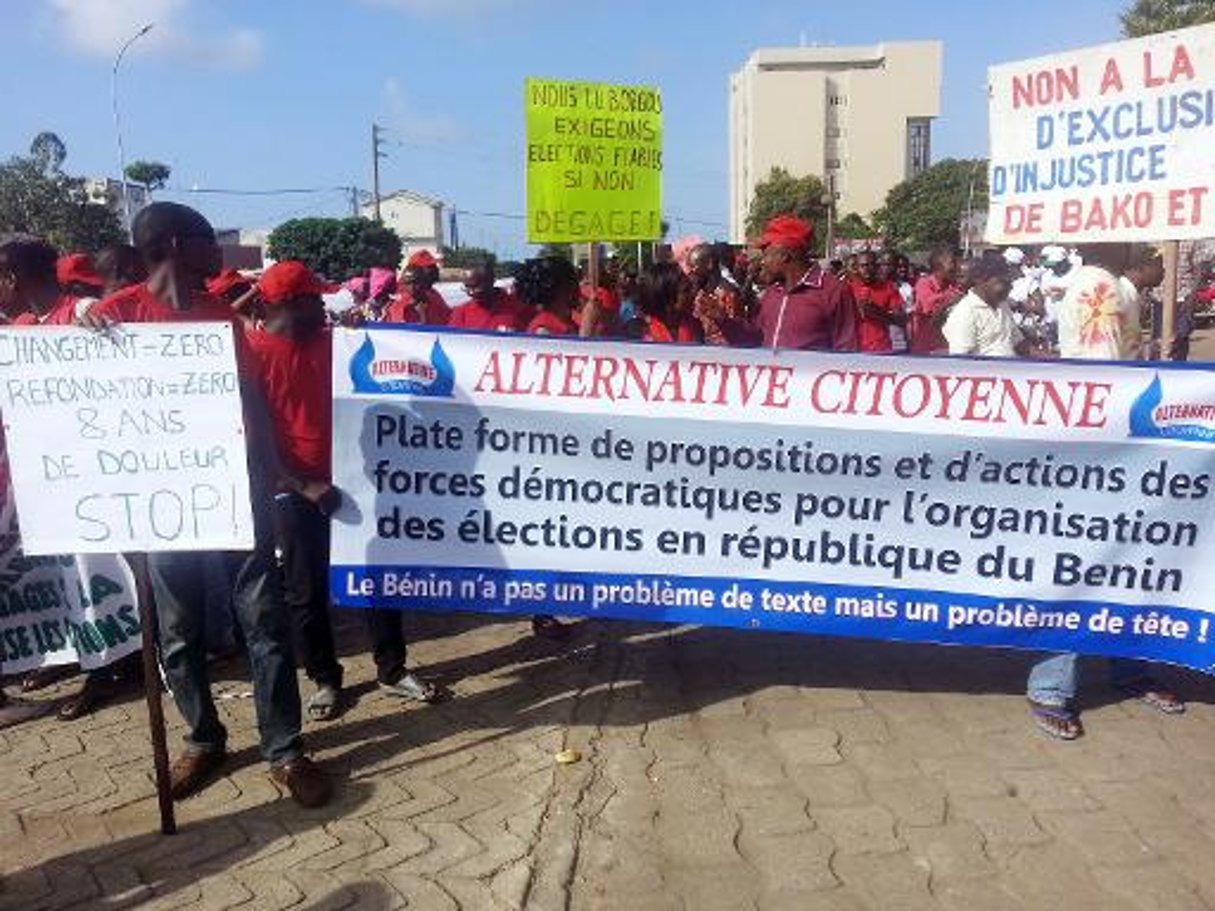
[332,564,1215,674]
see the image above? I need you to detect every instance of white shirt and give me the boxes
[1056,266,1142,361]
[942,290,1023,357]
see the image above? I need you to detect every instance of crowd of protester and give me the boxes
[1,202,1214,807]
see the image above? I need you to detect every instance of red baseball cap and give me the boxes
[205,268,252,297]
[57,253,103,290]
[406,249,438,269]
[258,261,338,305]
[759,215,814,252]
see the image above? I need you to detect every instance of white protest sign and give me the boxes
[987,22,1215,244]
[330,327,1215,672]
[0,323,254,555]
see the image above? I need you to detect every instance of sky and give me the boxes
[0,0,1126,257]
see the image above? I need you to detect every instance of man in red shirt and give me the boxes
[910,248,962,354]
[448,257,534,331]
[850,249,905,354]
[383,250,450,325]
[247,260,440,718]
[726,215,856,351]
[0,236,80,325]
[91,203,331,808]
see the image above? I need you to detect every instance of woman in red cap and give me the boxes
[383,250,450,325]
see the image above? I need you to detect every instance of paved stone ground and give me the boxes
[5,611,1215,911]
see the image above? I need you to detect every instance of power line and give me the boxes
[171,185,351,197]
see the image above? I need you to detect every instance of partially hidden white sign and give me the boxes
[0,323,254,555]
[987,22,1215,244]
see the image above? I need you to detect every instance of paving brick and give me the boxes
[832,853,936,911]
[868,777,948,827]
[1037,810,1158,867]
[811,804,903,855]
[950,796,1050,850]
[901,822,997,882]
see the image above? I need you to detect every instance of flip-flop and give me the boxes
[306,685,341,722]
[1028,700,1084,740]
[379,673,438,703]
[1120,685,1186,715]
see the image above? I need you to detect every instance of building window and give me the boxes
[907,118,931,177]
[829,95,848,106]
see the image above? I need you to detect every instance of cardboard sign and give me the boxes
[987,23,1215,244]
[0,323,254,555]
[525,78,663,243]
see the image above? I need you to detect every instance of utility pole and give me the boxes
[371,123,386,223]
[347,186,359,218]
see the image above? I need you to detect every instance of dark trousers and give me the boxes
[151,546,302,765]
[276,493,343,689]
[274,493,409,688]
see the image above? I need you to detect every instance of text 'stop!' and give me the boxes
[525,78,663,244]
[986,22,1215,244]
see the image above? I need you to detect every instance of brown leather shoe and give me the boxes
[169,749,227,800]
[269,756,332,808]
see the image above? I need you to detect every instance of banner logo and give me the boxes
[1129,374,1215,443]
[349,334,455,397]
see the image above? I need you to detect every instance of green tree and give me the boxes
[29,131,67,174]
[872,158,987,253]
[0,140,123,253]
[744,168,829,255]
[267,217,402,280]
[124,160,171,194]
[440,244,497,269]
[835,212,873,241]
[1120,0,1215,36]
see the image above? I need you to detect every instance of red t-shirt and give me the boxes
[11,295,81,326]
[92,283,234,324]
[448,290,535,332]
[643,316,702,344]
[527,311,577,336]
[382,288,451,326]
[242,329,332,483]
[850,279,903,353]
[580,282,620,313]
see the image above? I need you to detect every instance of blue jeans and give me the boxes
[151,547,302,765]
[1026,653,1154,706]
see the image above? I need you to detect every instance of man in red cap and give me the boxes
[57,253,105,299]
[249,260,441,720]
[727,215,855,351]
[383,250,450,325]
[206,267,254,305]
[90,204,332,809]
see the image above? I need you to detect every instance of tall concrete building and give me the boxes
[729,41,942,242]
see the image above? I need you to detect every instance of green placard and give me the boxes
[525,78,663,243]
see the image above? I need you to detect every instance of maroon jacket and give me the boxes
[728,266,856,351]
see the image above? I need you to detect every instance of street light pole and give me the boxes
[112,23,154,240]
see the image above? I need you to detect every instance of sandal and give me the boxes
[57,674,115,721]
[532,614,573,642]
[1029,700,1084,740]
[378,672,438,703]
[22,665,77,693]
[1119,684,1185,715]
[306,684,342,722]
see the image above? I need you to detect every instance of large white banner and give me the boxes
[0,323,254,555]
[987,23,1215,244]
[332,327,1215,672]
